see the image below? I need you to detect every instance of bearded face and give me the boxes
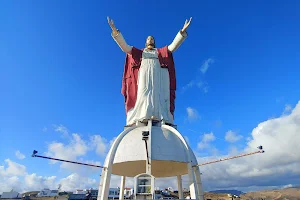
[145,36,155,48]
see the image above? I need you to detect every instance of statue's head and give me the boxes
[145,36,155,49]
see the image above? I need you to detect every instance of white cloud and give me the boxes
[1,159,27,176]
[0,174,22,193]
[15,150,25,160]
[182,80,196,91]
[46,133,88,172]
[283,104,292,115]
[45,133,90,172]
[202,133,216,143]
[186,107,200,121]
[228,146,239,155]
[0,160,26,193]
[59,173,98,192]
[225,130,243,143]
[53,124,69,136]
[51,125,109,157]
[45,132,107,176]
[0,160,53,193]
[48,133,88,157]
[197,132,216,149]
[90,135,108,156]
[196,101,300,191]
[0,159,100,193]
[181,79,209,93]
[200,58,214,74]
[24,173,57,191]
[181,57,213,93]
[196,81,209,93]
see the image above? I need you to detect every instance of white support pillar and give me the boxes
[194,167,204,200]
[98,166,112,200]
[187,162,198,199]
[119,176,126,200]
[177,175,183,199]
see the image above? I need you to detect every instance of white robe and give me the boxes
[112,31,187,125]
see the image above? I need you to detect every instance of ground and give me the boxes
[21,188,300,200]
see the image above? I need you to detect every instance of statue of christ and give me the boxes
[107,16,192,125]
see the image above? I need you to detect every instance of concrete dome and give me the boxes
[112,124,197,177]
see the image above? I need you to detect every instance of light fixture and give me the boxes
[142,131,149,141]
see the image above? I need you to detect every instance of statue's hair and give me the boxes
[145,36,156,48]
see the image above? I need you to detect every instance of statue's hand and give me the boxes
[181,17,192,33]
[107,16,119,35]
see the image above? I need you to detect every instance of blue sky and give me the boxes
[1,0,300,193]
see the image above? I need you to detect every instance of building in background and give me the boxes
[37,189,58,197]
[108,188,119,199]
[74,190,86,195]
[0,190,21,199]
[124,188,134,199]
[68,194,87,200]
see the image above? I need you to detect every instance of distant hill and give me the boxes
[22,191,39,196]
[209,189,244,196]
[203,188,300,200]
[241,187,300,200]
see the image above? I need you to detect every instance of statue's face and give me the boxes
[146,36,155,48]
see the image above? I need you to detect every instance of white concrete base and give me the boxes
[97,122,204,200]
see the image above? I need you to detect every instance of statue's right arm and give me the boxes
[112,31,133,54]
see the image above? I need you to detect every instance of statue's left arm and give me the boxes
[168,31,188,52]
[168,17,192,53]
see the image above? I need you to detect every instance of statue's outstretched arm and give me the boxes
[168,30,188,52]
[168,17,192,53]
[108,16,132,54]
[112,32,133,54]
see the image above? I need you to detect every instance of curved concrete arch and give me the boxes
[98,126,137,200]
[162,125,190,154]
[162,125,201,199]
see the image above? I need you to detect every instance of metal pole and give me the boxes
[193,150,264,167]
[144,140,150,165]
[32,150,105,168]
